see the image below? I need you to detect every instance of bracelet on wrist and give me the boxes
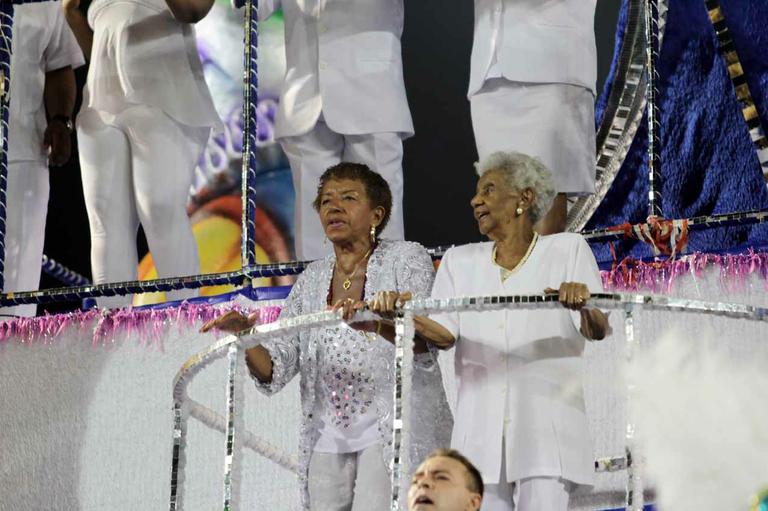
[50,115,74,133]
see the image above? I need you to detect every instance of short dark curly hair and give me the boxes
[312,162,392,235]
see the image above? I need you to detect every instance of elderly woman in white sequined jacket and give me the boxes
[204,162,452,510]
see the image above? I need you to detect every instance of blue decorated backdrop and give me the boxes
[590,0,768,264]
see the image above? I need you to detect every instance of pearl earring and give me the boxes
[515,206,524,216]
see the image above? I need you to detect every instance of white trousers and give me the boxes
[470,78,596,196]
[482,477,571,511]
[77,105,209,307]
[280,122,405,260]
[308,443,390,511]
[0,160,49,318]
[482,440,571,511]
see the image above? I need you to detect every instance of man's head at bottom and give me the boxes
[408,449,483,511]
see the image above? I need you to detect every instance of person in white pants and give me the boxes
[1,3,84,319]
[260,0,413,260]
[468,0,598,234]
[63,0,222,307]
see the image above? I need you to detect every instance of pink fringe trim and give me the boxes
[0,302,283,346]
[601,250,768,294]
[5,251,767,343]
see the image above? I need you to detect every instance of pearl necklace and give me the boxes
[492,232,539,283]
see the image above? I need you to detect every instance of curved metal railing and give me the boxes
[168,293,768,511]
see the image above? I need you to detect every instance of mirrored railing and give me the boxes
[168,293,768,511]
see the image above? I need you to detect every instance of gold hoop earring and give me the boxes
[370,225,377,244]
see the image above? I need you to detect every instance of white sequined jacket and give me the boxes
[253,240,453,508]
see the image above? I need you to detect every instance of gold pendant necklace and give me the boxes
[337,247,372,290]
[493,232,539,282]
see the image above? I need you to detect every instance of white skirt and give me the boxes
[470,78,596,196]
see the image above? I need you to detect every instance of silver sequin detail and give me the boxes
[317,325,377,428]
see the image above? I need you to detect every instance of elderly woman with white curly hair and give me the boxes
[394,151,609,510]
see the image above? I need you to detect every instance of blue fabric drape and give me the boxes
[589,0,768,264]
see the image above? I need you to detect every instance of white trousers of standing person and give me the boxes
[77,105,210,308]
[308,443,391,511]
[279,121,405,261]
[0,160,49,318]
[481,442,572,511]
[482,477,571,511]
[470,78,596,197]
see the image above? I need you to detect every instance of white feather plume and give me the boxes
[625,327,768,511]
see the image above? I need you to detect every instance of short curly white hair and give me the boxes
[475,151,556,224]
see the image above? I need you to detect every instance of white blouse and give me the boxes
[83,0,221,130]
[431,233,603,486]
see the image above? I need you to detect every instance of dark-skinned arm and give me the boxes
[546,282,610,341]
[351,318,431,354]
[164,0,215,23]
[43,66,77,166]
[200,311,275,383]
[340,298,457,353]
[579,308,609,341]
[414,315,456,349]
[62,0,93,60]
[245,345,274,383]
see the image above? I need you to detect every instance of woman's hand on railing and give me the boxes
[330,292,428,352]
[200,310,258,334]
[368,292,429,353]
[369,291,413,320]
[545,282,591,310]
[545,283,609,340]
[331,299,384,339]
[332,297,366,321]
[330,291,413,322]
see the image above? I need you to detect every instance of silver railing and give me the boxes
[168,293,768,511]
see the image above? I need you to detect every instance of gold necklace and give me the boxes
[336,247,372,290]
[492,232,539,282]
